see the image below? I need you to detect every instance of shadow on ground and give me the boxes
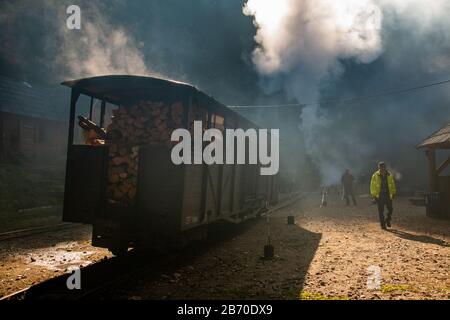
[96,213,322,300]
[387,229,449,247]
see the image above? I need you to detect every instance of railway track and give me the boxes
[0,249,174,300]
[0,223,82,242]
[1,194,302,301]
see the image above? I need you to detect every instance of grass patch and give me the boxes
[436,286,450,295]
[282,287,303,299]
[299,291,349,300]
[381,284,412,293]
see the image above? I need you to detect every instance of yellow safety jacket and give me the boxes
[370,170,396,200]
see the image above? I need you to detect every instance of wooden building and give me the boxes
[0,76,68,163]
[416,122,450,220]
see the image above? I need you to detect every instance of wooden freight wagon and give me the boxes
[416,122,450,220]
[62,75,278,254]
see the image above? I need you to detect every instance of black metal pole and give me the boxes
[68,89,80,147]
[89,97,94,120]
[100,100,106,128]
[63,89,80,218]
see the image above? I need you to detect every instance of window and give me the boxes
[211,114,225,131]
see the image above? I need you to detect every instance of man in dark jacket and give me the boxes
[341,169,357,206]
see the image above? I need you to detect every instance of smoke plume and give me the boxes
[58,12,150,78]
[244,0,450,185]
[0,0,265,105]
[0,0,151,80]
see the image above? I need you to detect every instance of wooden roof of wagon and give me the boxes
[62,75,258,128]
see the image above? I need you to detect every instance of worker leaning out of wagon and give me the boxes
[78,116,106,146]
[370,162,397,230]
[78,116,123,145]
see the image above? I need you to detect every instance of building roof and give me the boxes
[0,76,68,121]
[62,75,259,128]
[416,122,450,149]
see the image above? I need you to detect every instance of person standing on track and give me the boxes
[370,162,397,230]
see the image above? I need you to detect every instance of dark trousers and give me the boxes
[344,193,357,206]
[343,188,356,206]
[377,195,393,227]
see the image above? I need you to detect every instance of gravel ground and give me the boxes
[0,225,112,298]
[298,195,449,300]
[1,195,448,300]
[103,195,449,300]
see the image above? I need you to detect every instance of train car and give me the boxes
[61,75,278,255]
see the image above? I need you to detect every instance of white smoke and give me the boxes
[244,0,383,99]
[58,22,150,78]
[243,0,450,184]
[54,1,152,79]
[0,0,153,80]
[379,0,450,74]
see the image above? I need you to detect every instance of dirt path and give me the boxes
[299,195,449,300]
[104,195,449,300]
[0,225,112,297]
[0,195,448,300]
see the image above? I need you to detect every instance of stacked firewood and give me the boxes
[105,100,206,206]
[188,103,208,135]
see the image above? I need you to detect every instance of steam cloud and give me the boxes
[59,18,150,78]
[0,1,262,105]
[244,0,383,92]
[54,1,151,78]
[1,0,151,80]
[244,0,450,185]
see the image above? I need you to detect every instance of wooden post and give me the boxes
[436,157,450,176]
[426,148,437,192]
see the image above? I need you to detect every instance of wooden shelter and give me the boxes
[416,122,450,219]
[0,76,68,162]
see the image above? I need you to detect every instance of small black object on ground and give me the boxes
[287,216,295,225]
[264,244,274,259]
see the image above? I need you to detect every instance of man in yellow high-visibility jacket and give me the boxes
[370,162,396,230]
